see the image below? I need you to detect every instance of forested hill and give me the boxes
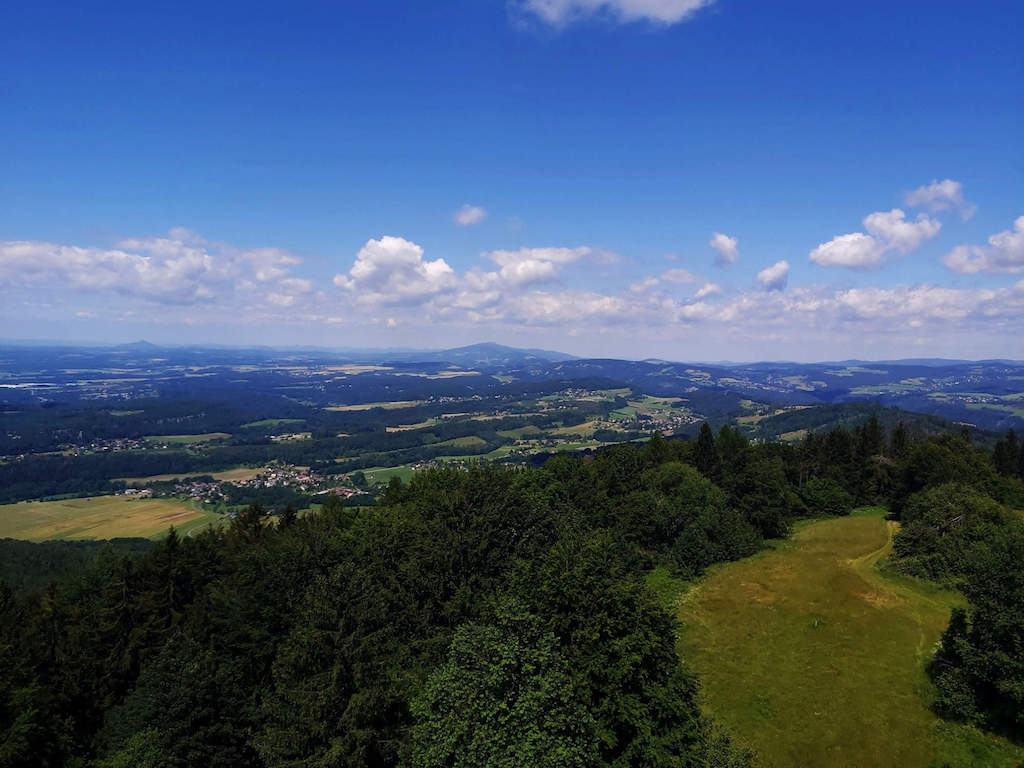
[1,421,1022,766]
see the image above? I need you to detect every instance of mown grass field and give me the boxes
[0,495,224,540]
[676,507,1024,768]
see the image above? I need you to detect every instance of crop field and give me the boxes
[241,418,305,428]
[116,467,266,485]
[0,495,224,541]
[360,464,418,485]
[677,508,1024,768]
[144,432,232,444]
[325,400,426,411]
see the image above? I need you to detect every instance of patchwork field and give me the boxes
[677,508,1024,768]
[0,495,224,540]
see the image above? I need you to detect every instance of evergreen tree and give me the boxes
[694,423,720,481]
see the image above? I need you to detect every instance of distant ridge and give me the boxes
[417,342,576,365]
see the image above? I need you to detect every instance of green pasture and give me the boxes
[676,507,1024,768]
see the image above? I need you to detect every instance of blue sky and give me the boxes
[2,0,1022,360]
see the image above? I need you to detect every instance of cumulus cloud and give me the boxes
[694,282,721,299]
[453,204,487,226]
[757,260,790,291]
[333,236,457,304]
[905,179,976,219]
[0,228,304,305]
[516,0,715,26]
[863,209,942,254]
[943,215,1024,274]
[484,246,592,267]
[809,232,886,268]
[810,209,941,269]
[709,232,739,265]
[629,267,696,293]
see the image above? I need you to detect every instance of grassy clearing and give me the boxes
[386,419,441,432]
[677,507,1024,768]
[0,495,223,541]
[360,464,418,485]
[116,467,265,485]
[497,425,545,439]
[551,419,599,436]
[431,435,487,449]
[966,402,1024,419]
[144,432,231,444]
[325,400,426,411]
[241,418,305,429]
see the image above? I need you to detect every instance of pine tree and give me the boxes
[694,423,720,481]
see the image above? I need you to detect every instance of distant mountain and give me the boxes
[410,342,575,367]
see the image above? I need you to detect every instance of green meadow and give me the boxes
[676,508,1024,768]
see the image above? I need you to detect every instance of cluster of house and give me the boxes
[64,437,155,454]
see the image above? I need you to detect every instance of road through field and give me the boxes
[677,508,1024,768]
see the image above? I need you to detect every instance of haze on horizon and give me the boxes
[2,1,1022,362]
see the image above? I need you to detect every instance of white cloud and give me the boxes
[709,232,738,265]
[498,259,560,286]
[630,276,661,293]
[810,209,941,269]
[629,267,696,293]
[453,204,487,227]
[517,0,715,26]
[503,290,628,324]
[694,282,721,299]
[757,260,790,291]
[484,246,592,267]
[809,232,885,268]
[905,179,976,219]
[0,229,305,305]
[333,236,457,304]
[661,267,697,284]
[862,209,942,254]
[943,215,1024,274]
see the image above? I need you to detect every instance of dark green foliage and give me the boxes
[0,538,153,596]
[406,602,599,768]
[891,484,1008,582]
[930,522,1024,740]
[694,423,720,481]
[993,429,1021,477]
[800,477,855,517]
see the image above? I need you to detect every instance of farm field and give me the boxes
[0,495,224,541]
[241,418,305,428]
[325,400,426,411]
[115,467,267,485]
[144,432,231,444]
[360,464,418,485]
[677,508,1024,768]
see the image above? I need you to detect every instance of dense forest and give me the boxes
[1,421,1022,766]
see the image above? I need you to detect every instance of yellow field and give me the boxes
[325,400,425,411]
[0,496,224,541]
[116,467,266,485]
